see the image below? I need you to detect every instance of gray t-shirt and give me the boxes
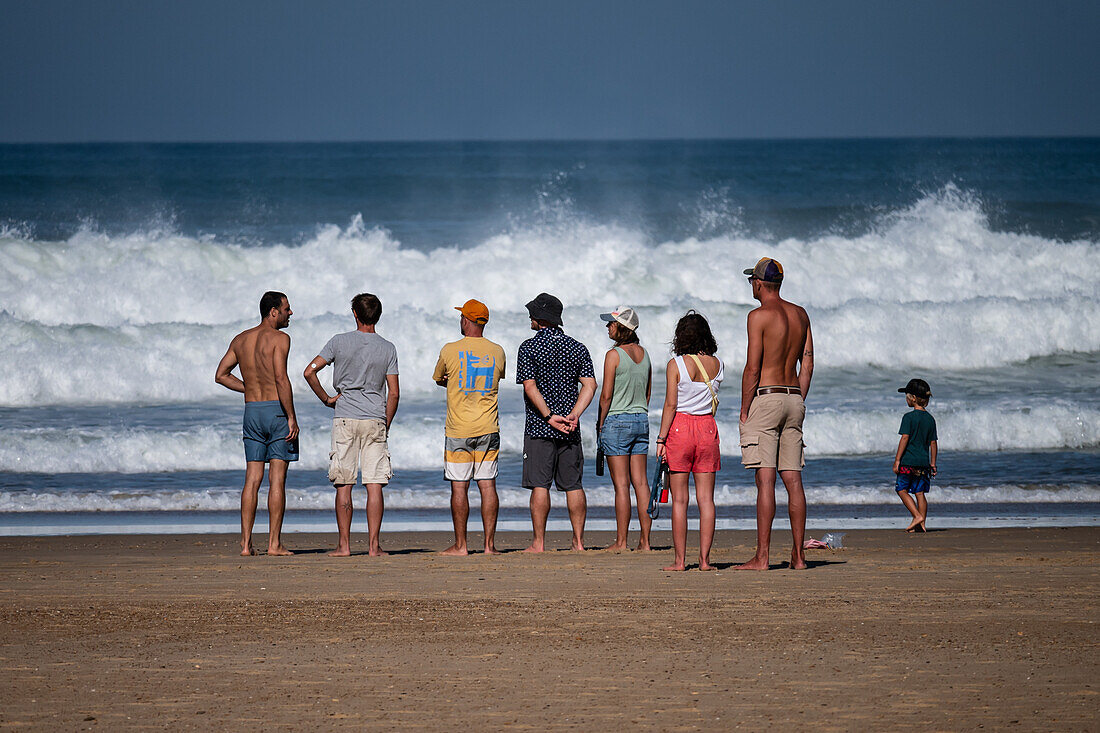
[318,331,399,420]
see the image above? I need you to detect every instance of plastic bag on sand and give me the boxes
[803,533,846,550]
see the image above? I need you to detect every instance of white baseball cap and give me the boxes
[599,306,639,331]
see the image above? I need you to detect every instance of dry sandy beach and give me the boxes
[1,528,1096,730]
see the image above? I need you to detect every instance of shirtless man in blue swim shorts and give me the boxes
[215,291,299,556]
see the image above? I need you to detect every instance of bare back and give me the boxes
[755,299,809,387]
[231,324,289,402]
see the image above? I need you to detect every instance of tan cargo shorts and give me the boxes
[739,392,806,472]
[329,418,392,486]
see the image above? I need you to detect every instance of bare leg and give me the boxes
[240,461,265,556]
[605,455,631,551]
[566,489,587,551]
[525,487,550,552]
[265,460,293,556]
[477,479,500,554]
[662,472,690,571]
[629,453,653,551]
[735,467,776,570]
[442,481,471,555]
[329,483,354,556]
[779,469,806,569]
[916,492,928,532]
[364,482,387,556]
[694,471,716,570]
[897,490,924,531]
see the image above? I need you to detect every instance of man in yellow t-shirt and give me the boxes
[433,299,506,555]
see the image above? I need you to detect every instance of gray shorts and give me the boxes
[522,435,584,492]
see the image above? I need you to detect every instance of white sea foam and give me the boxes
[1,481,1096,513]
[2,188,1099,407]
[1,401,1096,474]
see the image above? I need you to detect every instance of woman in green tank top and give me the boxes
[596,307,653,551]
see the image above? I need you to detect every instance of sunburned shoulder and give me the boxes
[747,305,779,323]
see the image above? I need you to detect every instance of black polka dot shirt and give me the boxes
[515,326,595,442]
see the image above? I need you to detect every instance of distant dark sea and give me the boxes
[1,139,1097,535]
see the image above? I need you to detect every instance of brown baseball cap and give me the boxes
[743,257,784,283]
[454,299,489,324]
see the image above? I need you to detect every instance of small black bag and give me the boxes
[647,457,669,519]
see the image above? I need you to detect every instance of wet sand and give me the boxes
[1,527,1096,730]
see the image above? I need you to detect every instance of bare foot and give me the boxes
[267,545,294,556]
[440,544,469,556]
[327,547,351,557]
[368,547,388,557]
[698,561,715,571]
[789,555,808,570]
[240,545,256,557]
[570,541,586,552]
[523,541,544,553]
[634,542,652,552]
[918,521,928,533]
[603,541,627,552]
[906,515,925,532]
[662,562,687,571]
[483,546,502,555]
[734,557,770,570]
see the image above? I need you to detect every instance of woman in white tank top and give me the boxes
[655,311,723,571]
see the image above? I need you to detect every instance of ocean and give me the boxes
[1,139,1098,536]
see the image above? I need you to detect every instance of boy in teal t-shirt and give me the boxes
[892,378,938,532]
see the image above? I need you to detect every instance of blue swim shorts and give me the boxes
[599,412,650,456]
[243,400,299,463]
[895,466,930,494]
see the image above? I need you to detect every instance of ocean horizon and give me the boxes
[2,138,1097,535]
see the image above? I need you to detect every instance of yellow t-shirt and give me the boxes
[433,337,507,438]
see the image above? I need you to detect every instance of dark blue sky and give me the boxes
[2,0,1098,142]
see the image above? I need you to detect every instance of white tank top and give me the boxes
[674,355,724,415]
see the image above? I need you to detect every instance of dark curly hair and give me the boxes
[672,311,717,356]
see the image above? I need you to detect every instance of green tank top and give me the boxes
[608,346,650,415]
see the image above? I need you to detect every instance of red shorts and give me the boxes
[665,413,721,473]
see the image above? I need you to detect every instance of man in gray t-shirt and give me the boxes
[304,293,400,557]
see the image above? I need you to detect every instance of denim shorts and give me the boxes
[599,412,650,456]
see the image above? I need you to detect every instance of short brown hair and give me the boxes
[259,291,287,318]
[911,394,929,407]
[351,293,381,325]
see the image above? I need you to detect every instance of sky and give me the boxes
[1,0,1098,142]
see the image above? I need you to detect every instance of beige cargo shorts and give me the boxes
[329,418,392,486]
[739,392,806,472]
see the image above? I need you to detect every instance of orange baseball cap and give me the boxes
[454,299,489,324]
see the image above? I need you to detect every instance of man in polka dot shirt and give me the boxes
[516,293,597,552]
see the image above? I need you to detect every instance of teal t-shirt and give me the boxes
[899,409,938,467]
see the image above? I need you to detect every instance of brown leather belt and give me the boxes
[757,386,801,396]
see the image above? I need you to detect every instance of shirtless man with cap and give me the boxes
[215,291,299,557]
[735,258,814,570]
